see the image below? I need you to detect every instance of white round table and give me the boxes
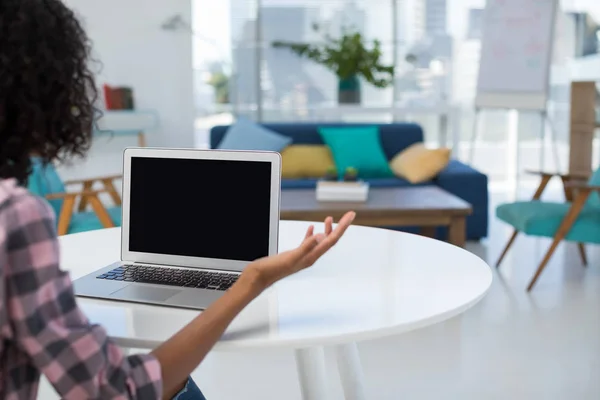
[60,222,492,400]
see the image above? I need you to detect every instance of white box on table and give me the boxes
[316,181,369,202]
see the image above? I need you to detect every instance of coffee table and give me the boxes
[280,186,472,247]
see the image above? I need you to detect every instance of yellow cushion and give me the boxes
[281,145,335,179]
[390,143,451,183]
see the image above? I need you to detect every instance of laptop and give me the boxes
[74,147,281,310]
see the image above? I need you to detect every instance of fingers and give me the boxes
[301,211,356,266]
[334,211,356,234]
[304,225,314,241]
[318,212,354,248]
[325,217,333,235]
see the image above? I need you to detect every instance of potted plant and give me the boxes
[273,26,394,104]
[324,167,338,181]
[207,71,230,104]
[343,167,359,182]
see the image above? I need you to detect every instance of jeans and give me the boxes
[172,378,206,400]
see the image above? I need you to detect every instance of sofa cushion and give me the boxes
[217,117,292,152]
[210,123,424,159]
[281,145,335,179]
[390,143,451,183]
[318,126,394,179]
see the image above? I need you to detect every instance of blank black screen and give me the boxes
[128,157,272,261]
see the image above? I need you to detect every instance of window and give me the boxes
[193,0,599,182]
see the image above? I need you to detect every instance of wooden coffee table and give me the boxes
[280,186,473,247]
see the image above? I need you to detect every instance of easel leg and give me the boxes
[540,111,546,172]
[468,108,480,163]
[507,109,519,198]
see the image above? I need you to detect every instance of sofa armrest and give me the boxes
[434,160,489,240]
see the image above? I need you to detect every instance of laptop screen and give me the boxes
[128,156,272,262]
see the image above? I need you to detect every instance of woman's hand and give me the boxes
[241,211,356,291]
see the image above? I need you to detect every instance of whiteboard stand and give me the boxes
[507,110,519,198]
[467,107,481,164]
[468,108,561,173]
[470,0,560,179]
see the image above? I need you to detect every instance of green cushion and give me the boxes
[318,126,393,179]
[68,206,122,234]
[496,201,600,244]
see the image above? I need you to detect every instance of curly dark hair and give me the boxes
[0,0,98,184]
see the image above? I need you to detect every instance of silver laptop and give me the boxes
[74,148,281,310]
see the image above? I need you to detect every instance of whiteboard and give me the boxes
[475,0,559,110]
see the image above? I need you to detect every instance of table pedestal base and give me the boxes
[295,343,366,400]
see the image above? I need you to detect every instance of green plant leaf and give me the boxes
[271,27,394,88]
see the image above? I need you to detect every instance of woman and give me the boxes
[0,1,355,399]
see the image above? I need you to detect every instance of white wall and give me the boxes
[65,0,194,149]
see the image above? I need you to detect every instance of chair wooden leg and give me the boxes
[78,181,93,211]
[577,243,588,267]
[527,190,591,291]
[527,237,563,291]
[496,230,519,268]
[57,195,76,235]
[102,178,122,206]
[88,195,115,228]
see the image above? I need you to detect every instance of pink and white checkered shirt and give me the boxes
[0,179,163,399]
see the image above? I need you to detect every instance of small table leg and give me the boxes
[448,216,466,247]
[420,226,437,239]
[295,347,329,400]
[335,343,366,400]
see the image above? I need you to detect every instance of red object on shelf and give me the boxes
[103,84,132,110]
[103,84,112,109]
[103,84,119,109]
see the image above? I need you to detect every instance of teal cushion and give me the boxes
[217,117,292,152]
[497,201,600,244]
[587,166,600,207]
[68,206,122,234]
[318,126,394,179]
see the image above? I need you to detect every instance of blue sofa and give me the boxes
[211,123,488,240]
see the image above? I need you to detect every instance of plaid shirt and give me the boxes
[0,179,163,399]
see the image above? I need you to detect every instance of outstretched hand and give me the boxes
[244,212,356,289]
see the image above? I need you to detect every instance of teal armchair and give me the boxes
[27,159,123,235]
[495,167,600,291]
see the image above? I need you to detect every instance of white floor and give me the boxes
[38,161,600,399]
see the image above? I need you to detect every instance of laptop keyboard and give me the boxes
[96,264,239,291]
